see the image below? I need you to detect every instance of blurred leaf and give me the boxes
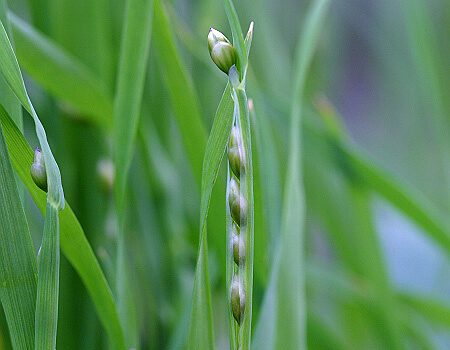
[113,0,153,214]
[152,0,207,186]
[9,12,114,129]
[0,106,37,350]
[152,0,228,281]
[253,1,330,349]
[188,83,233,350]
[398,292,450,330]
[336,138,450,257]
[0,106,125,350]
[112,0,153,346]
[306,106,450,257]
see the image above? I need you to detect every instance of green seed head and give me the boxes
[228,125,246,178]
[232,228,245,265]
[31,147,48,192]
[230,276,245,324]
[230,195,248,226]
[229,176,240,204]
[208,28,237,74]
[229,177,247,225]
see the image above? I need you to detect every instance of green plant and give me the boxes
[0,0,449,349]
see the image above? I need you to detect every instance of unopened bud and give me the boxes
[208,28,230,52]
[228,125,246,178]
[31,148,47,192]
[230,276,245,324]
[208,28,237,74]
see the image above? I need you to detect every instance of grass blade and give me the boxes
[253,1,330,349]
[187,83,234,349]
[152,0,228,277]
[0,17,65,348]
[0,106,125,350]
[276,1,329,348]
[0,18,64,209]
[0,107,37,350]
[113,0,153,214]
[9,12,114,129]
[222,0,247,80]
[152,0,207,186]
[35,203,59,350]
[0,2,22,132]
[113,0,153,346]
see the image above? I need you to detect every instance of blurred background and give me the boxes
[0,0,449,349]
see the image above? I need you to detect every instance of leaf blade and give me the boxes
[9,12,114,129]
[0,105,37,350]
[188,83,234,350]
[35,203,60,350]
[0,106,125,350]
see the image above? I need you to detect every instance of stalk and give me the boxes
[209,18,254,349]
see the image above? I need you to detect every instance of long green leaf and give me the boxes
[187,83,234,349]
[253,1,330,349]
[0,2,21,131]
[35,202,60,350]
[0,106,125,350]
[0,0,24,207]
[152,0,228,280]
[276,1,329,348]
[152,0,207,187]
[113,0,153,347]
[0,17,65,349]
[9,12,114,129]
[113,0,153,214]
[0,108,37,350]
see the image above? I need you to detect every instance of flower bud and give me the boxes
[228,125,246,178]
[31,147,47,192]
[208,28,237,74]
[208,28,230,52]
[230,276,245,324]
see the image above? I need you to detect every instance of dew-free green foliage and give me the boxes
[113,0,153,346]
[0,0,449,349]
[0,13,64,349]
[0,107,37,350]
[0,106,125,349]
